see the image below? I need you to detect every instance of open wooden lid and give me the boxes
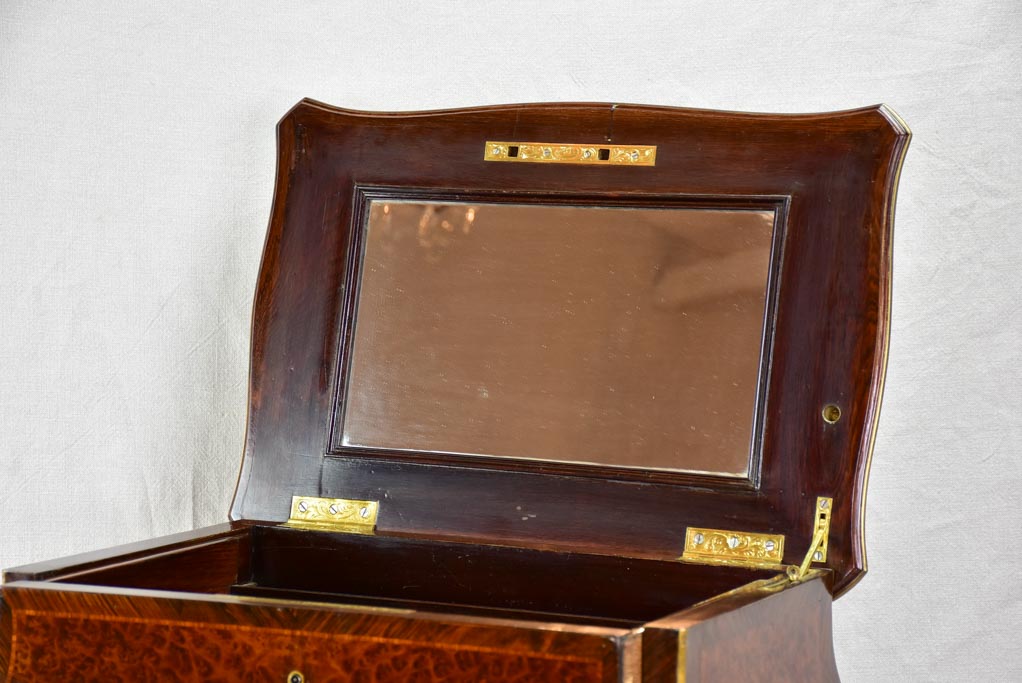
[231,99,910,597]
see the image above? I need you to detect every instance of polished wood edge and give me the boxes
[293,96,898,122]
[2,523,242,582]
[228,107,299,525]
[618,630,644,683]
[831,107,910,597]
[648,574,795,627]
[22,534,250,598]
[841,105,912,599]
[1,581,633,640]
[642,576,839,682]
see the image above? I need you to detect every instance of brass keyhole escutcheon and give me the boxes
[821,404,841,424]
[288,671,305,683]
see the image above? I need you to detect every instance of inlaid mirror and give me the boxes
[337,198,781,479]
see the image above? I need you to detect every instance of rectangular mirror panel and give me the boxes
[341,200,776,477]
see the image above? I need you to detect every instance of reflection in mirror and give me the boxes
[342,200,777,477]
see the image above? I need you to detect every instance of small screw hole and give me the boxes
[822,404,841,424]
[288,671,304,683]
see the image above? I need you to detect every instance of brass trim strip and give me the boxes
[677,630,687,683]
[681,527,784,569]
[849,105,912,595]
[484,141,656,166]
[284,496,379,534]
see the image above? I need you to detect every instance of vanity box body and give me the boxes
[0,101,909,682]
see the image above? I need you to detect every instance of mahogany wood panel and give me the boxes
[36,534,250,595]
[7,524,773,625]
[231,100,909,596]
[3,523,242,583]
[0,593,10,678]
[642,576,839,682]
[9,614,610,682]
[250,525,776,623]
[229,584,640,628]
[3,583,625,682]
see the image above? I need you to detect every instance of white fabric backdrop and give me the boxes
[1,2,1019,679]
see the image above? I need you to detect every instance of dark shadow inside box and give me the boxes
[40,524,780,628]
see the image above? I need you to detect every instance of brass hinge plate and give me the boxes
[283,496,379,534]
[790,496,832,580]
[810,496,832,563]
[681,527,785,570]
[680,496,834,581]
[484,141,657,166]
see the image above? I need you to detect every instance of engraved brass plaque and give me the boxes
[484,141,656,166]
[681,527,785,568]
[284,496,379,534]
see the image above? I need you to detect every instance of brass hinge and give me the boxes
[788,496,832,581]
[283,496,379,534]
[680,496,834,579]
[681,527,785,570]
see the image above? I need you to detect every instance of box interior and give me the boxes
[26,525,779,628]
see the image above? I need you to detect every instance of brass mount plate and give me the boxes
[790,496,834,580]
[811,496,832,563]
[484,141,657,166]
[284,496,379,534]
[681,527,785,569]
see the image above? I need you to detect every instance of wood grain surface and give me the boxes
[3,583,626,682]
[642,576,839,682]
[232,100,909,596]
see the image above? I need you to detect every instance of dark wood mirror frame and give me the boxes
[233,100,909,596]
[1,100,909,682]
